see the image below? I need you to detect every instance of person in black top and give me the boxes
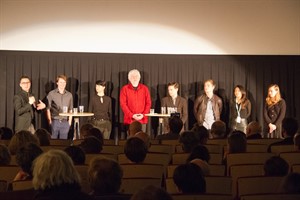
[264,84,286,138]
[89,80,112,139]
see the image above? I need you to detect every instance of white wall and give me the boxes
[0,0,299,55]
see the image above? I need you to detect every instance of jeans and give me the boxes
[51,119,70,139]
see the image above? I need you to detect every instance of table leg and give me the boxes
[73,117,80,140]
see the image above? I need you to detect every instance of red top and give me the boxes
[120,83,151,125]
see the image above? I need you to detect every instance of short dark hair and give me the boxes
[227,130,247,153]
[192,124,209,145]
[0,127,13,140]
[79,136,103,154]
[64,146,86,165]
[95,80,106,86]
[34,128,51,146]
[282,118,299,137]
[168,116,183,134]
[124,137,147,163]
[179,131,200,153]
[19,75,31,83]
[264,156,289,176]
[187,145,210,163]
[281,172,300,194]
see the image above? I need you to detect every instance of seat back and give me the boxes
[279,152,300,166]
[0,166,20,182]
[11,180,33,191]
[271,145,295,155]
[167,164,225,178]
[120,178,161,194]
[171,194,233,200]
[121,164,164,179]
[101,145,124,155]
[148,144,174,154]
[240,193,300,200]
[85,153,118,165]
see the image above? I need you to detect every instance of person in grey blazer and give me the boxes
[13,75,45,133]
[161,82,187,133]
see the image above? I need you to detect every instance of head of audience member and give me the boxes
[211,120,226,139]
[0,127,14,140]
[88,157,123,195]
[133,131,151,149]
[15,143,43,179]
[0,144,11,165]
[282,117,299,138]
[64,146,86,165]
[173,163,206,194]
[130,185,173,200]
[34,128,51,146]
[179,131,200,153]
[192,124,209,144]
[128,120,143,137]
[88,128,104,143]
[227,130,247,154]
[264,156,289,176]
[186,145,210,163]
[8,130,39,155]
[124,137,147,163]
[128,69,141,87]
[294,133,300,151]
[280,172,300,194]
[79,136,103,154]
[246,121,262,138]
[168,116,183,135]
[80,123,94,139]
[32,149,81,191]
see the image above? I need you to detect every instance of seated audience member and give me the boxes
[0,127,14,140]
[173,163,206,194]
[32,149,93,200]
[80,123,94,139]
[8,130,39,155]
[0,144,11,165]
[246,121,262,139]
[191,124,209,144]
[268,117,299,151]
[264,156,289,176]
[79,136,103,154]
[127,120,143,137]
[190,158,210,176]
[64,146,86,165]
[87,127,104,142]
[130,185,173,200]
[210,120,227,139]
[179,131,200,153]
[224,130,247,162]
[133,131,151,149]
[34,128,51,146]
[124,137,147,163]
[186,145,210,163]
[156,116,183,140]
[14,143,43,181]
[88,157,123,196]
[294,132,300,151]
[280,172,300,194]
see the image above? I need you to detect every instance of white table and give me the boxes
[145,113,171,136]
[59,112,94,140]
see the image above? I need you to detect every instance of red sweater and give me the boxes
[120,83,151,125]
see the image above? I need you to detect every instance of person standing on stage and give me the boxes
[120,69,151,133]
[89,80,112,140]
[46,75,73,139]
[13,75,46,134]
[194,79,223,130]
[161,82,187,133]
[264,84,286,138]
[229,85,251,133]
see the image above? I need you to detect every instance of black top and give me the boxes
[89,95,112,121]
[263,99,286,126]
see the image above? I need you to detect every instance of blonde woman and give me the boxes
[32,149,92,200]
[263,84,286,138]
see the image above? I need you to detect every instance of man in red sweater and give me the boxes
[120,69,151,134]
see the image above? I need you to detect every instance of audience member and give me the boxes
[32,149,93,199]
[268,117,299,151]
[88,157,123,196]
[0,127,14,140]
[124,137,147,163]
[64,146,86,165]
[14,143,43,181]
[191,124,209,144]
[227,130,247,154]
[294,132,300,151]
[127,120,143,137]
[80,123,94,139]
[186,145,210,163]
[34,128,51,146]
[130,185,173,200]
[173,163,206,194]
[0,144,11,165]
[190,158,210,176]
[87,127,104,142]
[8,130,39,155]
[264,156,289,176]
[156,116,183,140]
[246,121,262,139]
[133,131,151,149]
[79,136,103,154]
[210,120,227,139]
[280,172,300,194]
[179,131,200,153]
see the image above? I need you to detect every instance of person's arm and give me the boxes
[217,96,223,114]
[193,96,200,119]
[181,97,188,124]
[245,99,252,119]
[13,95,32,116]
[263,103,272,124]
[108,97,112,121]
[68,94,73,125]
[142,86,151,115]
[274,99,286,127]
[47,109,52,125]
[120,86,134,119]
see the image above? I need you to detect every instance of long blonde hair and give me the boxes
[266,84,282,106]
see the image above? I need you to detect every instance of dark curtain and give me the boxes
[1,51,299,136]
